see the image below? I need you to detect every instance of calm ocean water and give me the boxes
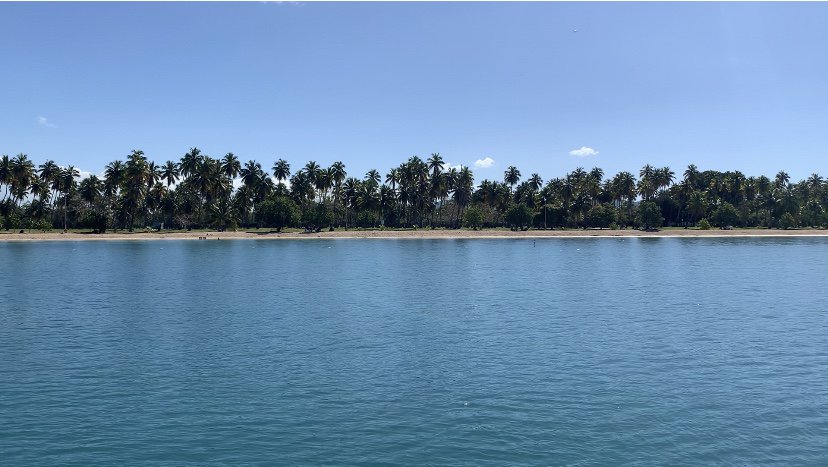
[1,237,827,465]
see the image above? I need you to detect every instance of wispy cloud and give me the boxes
[445,162,464,171]
[37,116,56,128]
[474,157,495,168]
[569,146,598,157]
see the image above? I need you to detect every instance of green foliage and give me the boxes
[463,205,484,230]
[208,198,239,231]
[585,203,617,229]
[258,196,300,232]
[710,202,740,227]
[302,202,332,231]
[4,151,827,234]
[33,218,53,231]
[697,218,712,230]
[81,210,110,233]
[779,212,798,230]
[544,205,568,229]
[2,212,22,230]
[505,203,533,230]
[801,201,825,227]
[638,201,663,230]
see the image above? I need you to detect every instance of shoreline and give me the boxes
[2,228,828,241]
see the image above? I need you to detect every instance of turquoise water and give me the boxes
[2,237,828,465]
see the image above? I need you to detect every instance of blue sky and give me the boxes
[2,2,827,182]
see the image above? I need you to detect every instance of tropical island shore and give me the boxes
[2,228,827,241]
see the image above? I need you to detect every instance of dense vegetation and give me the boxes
[1,149,826,232]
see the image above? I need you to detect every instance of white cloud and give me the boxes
[37,116,56,128]
[474,157,495,168]
[445,162,464,171]
[77,169,105,181]
[569,146,598,157]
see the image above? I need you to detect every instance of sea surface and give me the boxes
[1,237,827,465]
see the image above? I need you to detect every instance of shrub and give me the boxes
[710,202,740,227]
[505,204,534,230]
[585,203,617,229]
[697,218,712,230]
[779,212,798,230]
[638,201,663,230]
[463,205,484,230]
[2,212,22,230]
[258,196,300,232]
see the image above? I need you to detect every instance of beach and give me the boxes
[1,228,827,241]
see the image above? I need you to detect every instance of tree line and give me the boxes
[1,149,826,232]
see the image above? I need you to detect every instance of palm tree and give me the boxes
[453,166,474,228]
[272,159,291,186]
[37,160,60,205]
[684,164,699,189]
[9,154,35,207]
[774,171,790,190]
[342,177,359,227]
[385,168,400,191]
[528,173,543,192]
[146,161,162,192]
[0,155,12,202]
[59,165,80,230]
[304,161,320,185]
[504,166,521,193]
[31,177,51,204]
[161,161,180,187]
[329,161,346,225]
[79,175,102,207]
[586,168,603,206]
[365,169,381,187]
[638,164,656,201]
[221,153,241,180]
[240,160,264,190]
[687,190,707,224]
[806,173,823,202]
[612,171,637,223]
[427,153,445,179]
[180,147,203,179]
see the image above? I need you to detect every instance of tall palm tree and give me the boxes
[684,164,699,189]
[427,153,444,179]
[37,160,60,205]
[0,155,12,202]
[161,161,180,187]
[79,175,102,207]
[59,165,80,230]
[365,169,381,187]
[221,153,241,180]
[504,166,521,193]
[774,171,790,190]
[586,167,603,206]
[528,173,543,192]
[385,168,400,191]
[272,159,291,186]
[638,164,656,201]
[330,161,346,225]
[180,147,203,179]
[304,161,320,186]
[454,166,474,228]
[240,160,264,190]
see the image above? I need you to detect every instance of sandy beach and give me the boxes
[1,228,827,241]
